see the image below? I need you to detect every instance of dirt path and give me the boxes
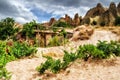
[6,30,120,80]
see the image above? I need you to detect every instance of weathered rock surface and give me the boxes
[117,2,120,16]
[82,2,120,26]
[71,25,94,41]
[49,18,56,26]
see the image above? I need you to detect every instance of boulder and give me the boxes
[71,25,94,41]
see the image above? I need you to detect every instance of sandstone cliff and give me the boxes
[82,2,120,26]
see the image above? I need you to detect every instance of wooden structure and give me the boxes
[34,30,73,47]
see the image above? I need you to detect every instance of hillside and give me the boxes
[6,28,120,80]
[0,1,120,80]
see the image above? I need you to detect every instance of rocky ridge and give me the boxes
[83,2,120,26]
[44,2,120,27]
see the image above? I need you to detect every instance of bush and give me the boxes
[37,41,120,74]
[100,21,105,26]
[77,44,105,61]
[21,20,37,39]
[36,56,61,74]
[48,36,61,47]
[0,41,37,79]
[10,42,37,58]
[0,17,19,40]
[114,16,120,26]
[53,21,71,28]
[97,40,120,57]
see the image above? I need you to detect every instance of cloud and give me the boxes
[0,0,119,23]
[0,0,38,23]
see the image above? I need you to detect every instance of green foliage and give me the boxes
[60,29,67,38]
[114,16,120,26]
[48,36,60,47]
[100,21,105,26]
[0,17,18,40]
[36,57,61,74]
[97,40,120,57]
[0,67,11,80]
[63,51,77,63]
[53,21,71,28]
[77,44,105,61]
[50,59,61,73]
[0,41,37,79]
[52,27,59,32]
[37,51,77,74]
[22,20,37,38]
[10,42,37,58]
[37,40,120,74]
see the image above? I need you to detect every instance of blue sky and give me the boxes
[0,0,119,23]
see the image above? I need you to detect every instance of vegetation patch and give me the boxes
[37,41,120,74]
[0,41,37,79]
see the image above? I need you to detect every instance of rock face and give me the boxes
[65,14,72,24]
[117,2,120,16]
[49,18,56,26]
[45,2,119,27]
[71,25,94,41]
[100,2,117,26]
[82,2,120,26]
[85,3,105,18]
[82,3,105,25]
[109,2,117,17]
[72,13,81,26]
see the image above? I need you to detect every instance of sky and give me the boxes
[0,0,119,23]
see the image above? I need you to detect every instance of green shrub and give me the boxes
[36,56,61,74]
[53,21,71,28]
[48,36,61,47]
[36,51,77,74]
[77,44,105,61]
[10,42,36,58]
[100,21,105,26]
[97,41,120,57]
[0,41,37,79]
[21,20,37,39]
[63,51,77,63]
[37,41,120,74]
[114,16,120,26]
[0,67,11,79]
[0,17,19,40]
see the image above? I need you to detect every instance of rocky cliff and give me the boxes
[82,2,120,26]
[43,2,120,27]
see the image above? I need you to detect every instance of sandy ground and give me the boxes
[6,30,120,80]
[6,57,120,80]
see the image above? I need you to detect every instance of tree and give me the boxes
[0,17,18,40]
[21,20,37,39]
[114,16,120,26]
